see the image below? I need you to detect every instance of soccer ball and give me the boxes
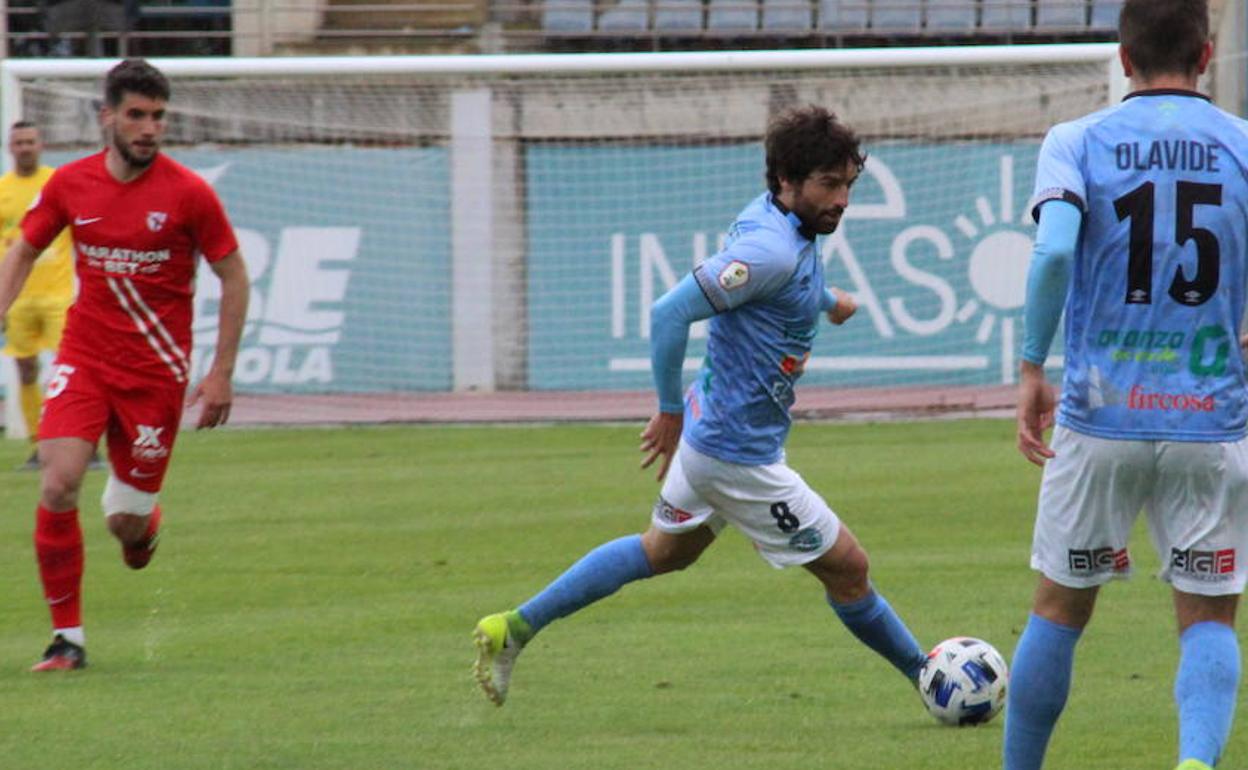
[918,636,1009,726]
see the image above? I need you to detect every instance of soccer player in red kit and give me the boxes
[0,59,250,671]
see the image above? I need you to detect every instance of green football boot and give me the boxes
[472,611,527,706]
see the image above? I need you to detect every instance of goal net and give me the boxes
[1,45,1124,427]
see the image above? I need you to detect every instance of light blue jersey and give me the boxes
[1032,90,1248,441]
[682,192,825,465]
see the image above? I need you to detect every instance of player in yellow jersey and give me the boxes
[0,121,91,470]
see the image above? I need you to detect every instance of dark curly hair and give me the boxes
[765,105,865,195]
[104,59,171,107]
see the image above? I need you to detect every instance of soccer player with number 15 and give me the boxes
[1011,1,1248,767]
[0,59,250,671]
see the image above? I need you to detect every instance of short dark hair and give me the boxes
[104,59,171,107]
[1120,0,1209,79]
[765,105,865,195]
[10,120,36,131]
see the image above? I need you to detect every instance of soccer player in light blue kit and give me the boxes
[473,105,928,707]
[1010,2,1248,768]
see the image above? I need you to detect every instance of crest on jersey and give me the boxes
[146,211,167,232]
[718,260,750,291]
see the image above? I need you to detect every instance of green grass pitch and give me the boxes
[0,419,1240,769]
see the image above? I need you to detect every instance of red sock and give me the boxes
[33,505,83,630]
[146,505,162,540]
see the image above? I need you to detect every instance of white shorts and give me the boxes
[651,441,841,568]
[1033,425,1248,596]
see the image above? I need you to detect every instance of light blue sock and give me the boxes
[829,590,927,681]
[516,534,654,639]
[1004,614,1082,770]
[1176,621,1241,767]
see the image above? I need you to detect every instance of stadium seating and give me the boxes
[653,0,701,32]
[707,0,758,31]
[870,0,920,31]
[980,0,1031,30]
[136,1,231,55]
[817,0,868,31]
[4,0,1128,56]
[1090,0,1121,30]
[1036,0,1087,30]
[761,0,812,31]
[542,0,594,32]
[924,0,975,31]
[597,0,648,32]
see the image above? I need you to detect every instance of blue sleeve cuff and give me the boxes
[1021,200,1081,365]
[820,287,838,312]
[651,273,716,412]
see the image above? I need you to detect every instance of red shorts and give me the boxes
[39,358,186,493]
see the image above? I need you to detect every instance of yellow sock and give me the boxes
[19,381,42,439]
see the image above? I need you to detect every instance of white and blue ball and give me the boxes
[918,636,1009,726]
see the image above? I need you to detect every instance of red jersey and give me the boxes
[22,151,237,385]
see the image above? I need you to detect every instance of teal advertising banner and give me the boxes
[14,142,1054,395]
[527,142,1050,390]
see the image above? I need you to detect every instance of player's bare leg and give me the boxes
[108,511,151,545]
[1032,576,1098,629]
[39,436,94,511]
[31,436,95,671]
[806,524,927,683]
[108,506,163,570]
[804,523,870,602]
[639,523,716,574]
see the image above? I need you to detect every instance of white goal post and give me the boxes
[0,44,1124,431]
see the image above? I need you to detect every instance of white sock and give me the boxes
[54,626,85,647]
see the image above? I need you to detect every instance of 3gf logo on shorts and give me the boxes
[654,497,693,525]
[1170,547,1236,582]
[1067,547,1130,574]
[132,424,170,462]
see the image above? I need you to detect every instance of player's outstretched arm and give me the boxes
[0,237,40,319]
[190,251,249,429]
